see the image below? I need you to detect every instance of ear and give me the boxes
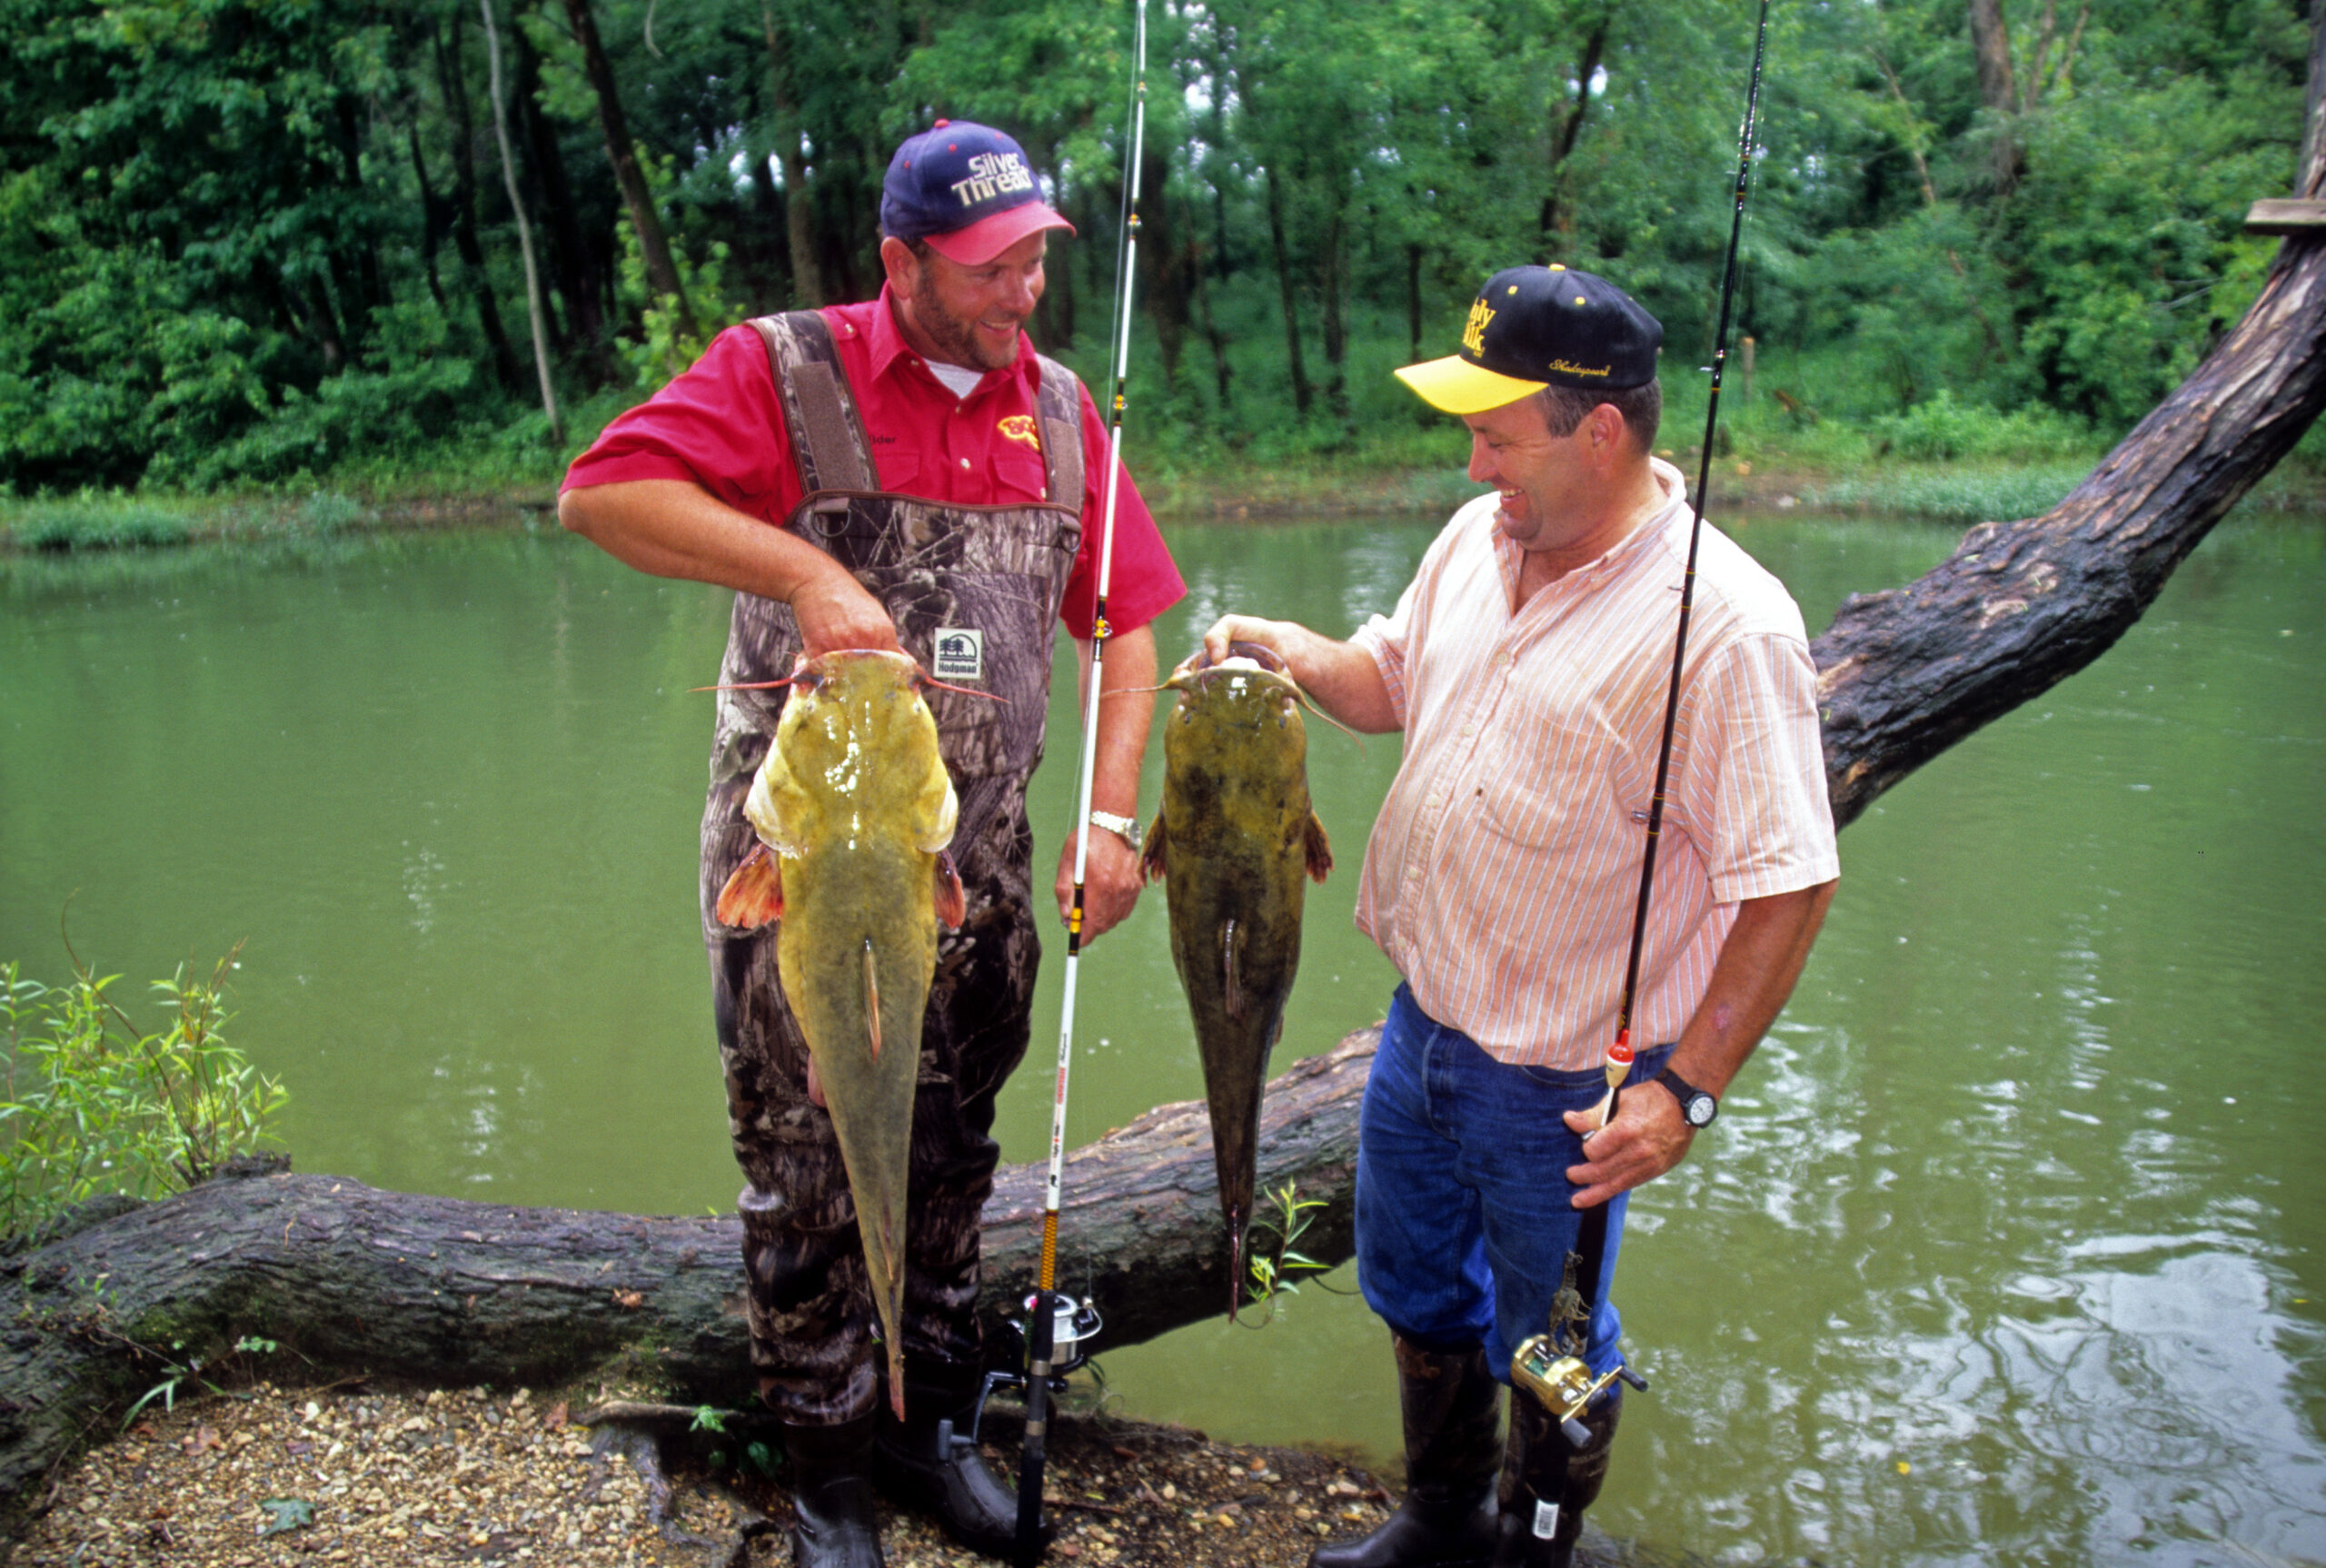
[1585,402,1630,465]
[879,235,920,296]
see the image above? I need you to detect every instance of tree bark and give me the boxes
[481,0,562,443]
[1266,168,1312,417]
[434,10,524,394]
[0,1033,1371,1509]
[559,0,694,338]
[760,1,824,309]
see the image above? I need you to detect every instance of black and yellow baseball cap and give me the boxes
[1396,265,1663,414]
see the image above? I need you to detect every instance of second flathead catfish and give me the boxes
[1140,643,1332,1317]
[713,649,966,1419]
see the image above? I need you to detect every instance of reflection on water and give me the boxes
[4,510,2321,1565]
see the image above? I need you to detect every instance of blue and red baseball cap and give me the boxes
[881,120,1075,266]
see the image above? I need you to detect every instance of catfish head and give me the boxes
[1163,641,1307,733]
[711,649,971,930]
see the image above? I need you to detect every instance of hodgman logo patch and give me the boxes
[999,414,1041,451]
[1461,298,1496,355]
[933,627,984,682]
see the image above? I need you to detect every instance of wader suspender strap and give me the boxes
[1034,356,1084,511]
[749,310,1088,510]
[748,313,874,499]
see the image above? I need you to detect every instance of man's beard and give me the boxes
[912,269,1021,372]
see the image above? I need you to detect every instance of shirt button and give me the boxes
[958,458,971,471]
[1459,723,1475,739]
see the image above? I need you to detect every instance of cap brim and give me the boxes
[1393,355,1548,416]
[923,203,1076,266]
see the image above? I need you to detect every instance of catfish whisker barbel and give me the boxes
[1015,3,1149,1562]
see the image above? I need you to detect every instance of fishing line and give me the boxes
[1017,2,1148,1561]
[1520,0,1774,1454]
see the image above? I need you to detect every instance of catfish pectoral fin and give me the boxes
[935,851,966,930]
[715,843,784,928]
[1305,812,1334,883]
[1138,813,1168,885]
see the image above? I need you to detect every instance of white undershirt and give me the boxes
[927,362,982,398]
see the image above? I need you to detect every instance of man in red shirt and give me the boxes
[561,121,1184,1568]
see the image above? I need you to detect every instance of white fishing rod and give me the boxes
[1016,2,1148,1561]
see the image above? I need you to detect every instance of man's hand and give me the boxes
[1055,825,1142,944]
[790,565,900,657]
[1562,1082,1693,1208]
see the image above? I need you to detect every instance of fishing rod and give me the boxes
[1515,0,1774,1447]
[1014,3,1149,1562]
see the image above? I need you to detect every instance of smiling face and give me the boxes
[882,232,1049,372]
[1463,393,1581,553]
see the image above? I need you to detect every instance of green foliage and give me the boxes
[3,493,194,551]
[0,948,290,1238]
[1240,1181,1331,1324]
[0,0,2310,493]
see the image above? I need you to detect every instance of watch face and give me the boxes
[1684,1094,1716,1126]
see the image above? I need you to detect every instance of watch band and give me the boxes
[1653,1064,1719,1127]
[1087,809,1143,850]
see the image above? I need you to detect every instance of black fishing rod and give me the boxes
[1012,2,1149,1563]
[1514,0,1774,1445]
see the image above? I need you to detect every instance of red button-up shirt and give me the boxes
[562,287,1184,638]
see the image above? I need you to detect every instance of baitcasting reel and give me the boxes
[943,1295,1106,1455]
[1510,1334,1650,1448]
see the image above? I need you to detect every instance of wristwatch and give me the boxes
[1087,810,1143,851]
[1653,1065,1719,1127]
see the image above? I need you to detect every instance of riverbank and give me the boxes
[8,444,2323,559]
[6,1377,1680,1568]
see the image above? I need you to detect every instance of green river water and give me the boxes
[3,507,2321,1567]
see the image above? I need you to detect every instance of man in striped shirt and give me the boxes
[1202,265,1839,1568]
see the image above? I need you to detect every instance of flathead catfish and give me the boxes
[712,650,967,1419]
[1139,643,1332,1317]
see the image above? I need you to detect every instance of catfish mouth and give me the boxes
[1186,641,1296,694]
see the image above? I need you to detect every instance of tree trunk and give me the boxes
[1266,167,1312,417]
[559,0,694,338]
[513,14,609,365]
[1967,0,2015,112]
[435,10,524,394]
[0,1034,1372,1509]
[760,1,824,309]
[481,0,562,443]
[1539,17,1607,244]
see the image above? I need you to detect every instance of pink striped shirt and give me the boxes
[1348,460,1838,1069]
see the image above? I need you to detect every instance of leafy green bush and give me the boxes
[1,950,289,1238]
[1868,391,2099,463]
[5,496,194,552]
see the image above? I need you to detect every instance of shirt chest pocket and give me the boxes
[988,445,1050,504]
[1472,700,1625,854]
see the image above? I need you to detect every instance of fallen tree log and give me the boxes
[0,1027,1374,1509]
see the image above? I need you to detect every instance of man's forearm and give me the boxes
[1080,622,1158,819]
[1667,879,1838,1097]
[560,479,897,653]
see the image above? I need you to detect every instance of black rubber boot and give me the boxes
[1307,1335,1503,1568]
[874,1356,1043,1558]
[1491,1384,1621,1568]
[783,1413,886,1568]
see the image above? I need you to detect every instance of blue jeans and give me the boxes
[1356,985,1670,1383]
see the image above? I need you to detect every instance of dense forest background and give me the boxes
[0,0,2311,497]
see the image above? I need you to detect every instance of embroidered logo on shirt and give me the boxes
[934,627,984,682]
[999,414,1041,451]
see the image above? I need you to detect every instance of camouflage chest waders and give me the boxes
[703,312,1087,1424]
